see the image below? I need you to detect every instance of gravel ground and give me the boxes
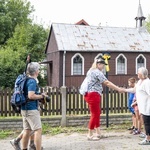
[0,129,149,150]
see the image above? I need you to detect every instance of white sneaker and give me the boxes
[139,138,150,145]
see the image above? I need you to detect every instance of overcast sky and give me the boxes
[29,0,150,28]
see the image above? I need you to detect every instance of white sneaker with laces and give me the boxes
[139,138,150,145]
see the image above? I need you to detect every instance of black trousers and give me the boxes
[142,115,150,136]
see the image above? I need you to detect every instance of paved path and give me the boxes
[0,130,150,150]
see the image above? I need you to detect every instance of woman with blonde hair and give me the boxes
[84,56,123,140]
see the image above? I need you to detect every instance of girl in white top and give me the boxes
[125,67,150,145]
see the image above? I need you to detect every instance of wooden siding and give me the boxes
[45,27,150,87]
[64,52,150,87]
[46,29,61,87]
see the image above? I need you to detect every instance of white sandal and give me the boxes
[87,135,100,141]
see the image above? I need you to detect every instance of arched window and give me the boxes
[116,54,127,74]
[71,53,84,75]
[136,54,146,73]
[94,53,103,61]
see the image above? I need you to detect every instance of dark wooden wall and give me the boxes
[64,52,150,87]
[46,28,150,87]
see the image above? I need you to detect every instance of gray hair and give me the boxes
[138,67,148,78]
[27,62,40,76]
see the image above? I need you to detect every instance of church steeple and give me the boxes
[135,0,146,28]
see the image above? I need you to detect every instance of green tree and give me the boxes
[0,0,33,45]
[0,47,26,88]
[7,23,48,62]
[0,0,49,88]
[145,15,150,33]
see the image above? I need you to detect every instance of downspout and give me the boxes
[63,51,66,86]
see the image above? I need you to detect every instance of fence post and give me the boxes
[60,86,67,127]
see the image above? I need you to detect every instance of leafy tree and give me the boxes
[6,23,48,62]
[0,23,49,88]
[0,47,26,88]
[0,0,49,88]
[0,0,33,45]
[145,15,150,33]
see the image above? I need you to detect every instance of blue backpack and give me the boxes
[11,72,28,113]
[11,54,31,113]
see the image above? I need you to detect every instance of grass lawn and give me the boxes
[0,122,132,140]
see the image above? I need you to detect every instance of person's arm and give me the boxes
[131,101,137,107]
[27,79,47,100]
[28,91,44,100]
[103,80,121,92]
[124,88,135,93]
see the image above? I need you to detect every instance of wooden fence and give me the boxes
[0,87,129,117]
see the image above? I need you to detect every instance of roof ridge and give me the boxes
[52,22,137,29]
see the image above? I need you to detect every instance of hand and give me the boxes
[118,87,126,93]
[131,103,134,107]
[40,93,48,104]
[41,92,48,97]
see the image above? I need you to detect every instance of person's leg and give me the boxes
[94,94,101,136]
[21,110,32,149]
[34,128,42,150]
[29,131,35,143]
[22,129,31,149]
[29,132,35,149]
[128,105,135,130]
[16,130,24,142]
[137,113,142,132]
[134,110,138,129]
[87,103,96,137]
[27,110,42,149]
[10,130,24,150]
[142,115,150,140]
[132,113,136,129]
[139,115,150,145]
[88,100,100,131]
[84,93,94,137]
[84,92,100,139]
[139,115,146,138]
[132,109,140,134]
[132,114,136,129]
[95,127,101,136]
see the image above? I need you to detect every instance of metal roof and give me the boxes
[51,23,150,52]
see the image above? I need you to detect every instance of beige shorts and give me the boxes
[21,110,42,131]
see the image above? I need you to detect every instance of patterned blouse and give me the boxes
[86,68,107,95]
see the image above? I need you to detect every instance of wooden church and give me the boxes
[44,2,150,87]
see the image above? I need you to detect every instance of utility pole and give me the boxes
[102,53,111,128]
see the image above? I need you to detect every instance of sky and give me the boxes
[28,0,150,28]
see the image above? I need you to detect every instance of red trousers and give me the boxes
[84,92,101,130]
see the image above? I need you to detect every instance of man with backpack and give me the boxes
[20,62,47,150]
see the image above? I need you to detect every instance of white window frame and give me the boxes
[115,54,127,75]
[94,53,103,61]
[135,54,146,74]
[71,53,84,75]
